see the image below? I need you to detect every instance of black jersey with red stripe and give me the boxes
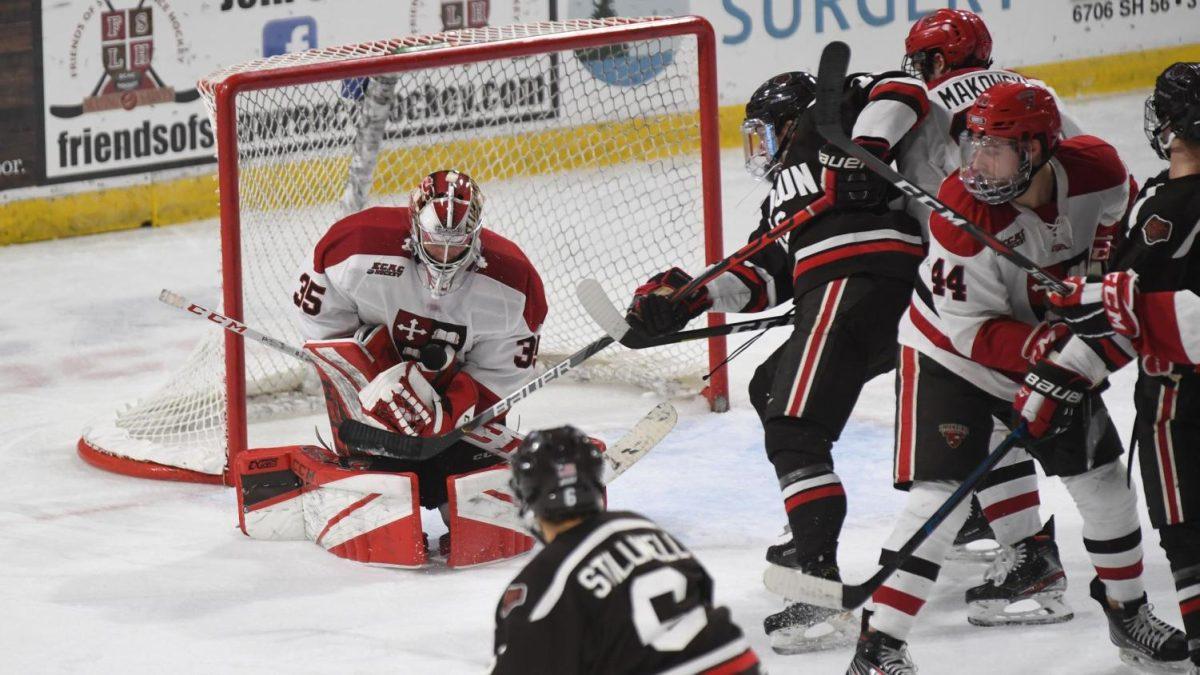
[707,73,925,312]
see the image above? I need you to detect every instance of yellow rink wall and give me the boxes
[4,42,1198,247]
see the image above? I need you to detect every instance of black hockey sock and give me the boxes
[1159,523,1200,663]
[776,461,846,567]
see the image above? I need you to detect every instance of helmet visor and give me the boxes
[741,118,779,180]
[1144,95,1174,160]
[959,132,1033,205]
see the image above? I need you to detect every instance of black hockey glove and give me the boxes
[1012,359,1091,440]
[818,139,891,209]
[627,267,712,337]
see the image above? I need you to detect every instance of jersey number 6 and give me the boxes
[630,567,708,652]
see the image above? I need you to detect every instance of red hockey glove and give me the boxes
[627,267,712,337]
[1020,321,1072,364]
[818,138,891,209]
[1046,271,1141,340]
[1013,360,1091,440]
[359,361,478,437]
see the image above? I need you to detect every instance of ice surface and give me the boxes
[0,91,1170,673]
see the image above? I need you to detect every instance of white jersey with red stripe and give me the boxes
[898,136,1135,400]
[853,67,1085,200]
[296,206,547,405]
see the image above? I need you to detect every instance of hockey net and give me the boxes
[78,16,726,484]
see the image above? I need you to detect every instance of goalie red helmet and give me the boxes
[409,170,485,297]
[959,82,1061,204]
[903,9,993,80]
[509,426,605,538]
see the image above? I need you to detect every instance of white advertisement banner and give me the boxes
[38,0,1200,183]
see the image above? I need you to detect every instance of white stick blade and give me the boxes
[576,278,631,342]
[762,562,846,609]
[159,289,189,308]
[602,402,677,483]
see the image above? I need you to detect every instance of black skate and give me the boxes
[948,496,1002,562]
[1090,576,1189,672]
[846,629,917,675]
[763,537,858,654]
[964,518,1074,626]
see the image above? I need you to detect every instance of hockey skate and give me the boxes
[1090,576,1189,672]
[846,629,917,675]
[947,497,1002,562]
[763,537,858,654]
[964,518,1074,626]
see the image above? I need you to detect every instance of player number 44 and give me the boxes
[930,258,967,301]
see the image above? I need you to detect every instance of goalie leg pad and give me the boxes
[235,445,427,567]
[446,464,534,568]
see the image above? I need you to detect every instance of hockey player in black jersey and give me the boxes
[1032,61,1200,672]
[628,69,926,655]
[490,426,759,675]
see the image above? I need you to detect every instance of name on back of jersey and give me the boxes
[577,530,694,598]
[770,163,819,224]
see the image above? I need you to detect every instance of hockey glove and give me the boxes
[818,138,891,209]
[1046,271,1141,340]
[627,267,712,337]
[1020,321,1072,365]
[1013,360,1091,440]
[359,361,478,437]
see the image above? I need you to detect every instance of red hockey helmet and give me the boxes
[903,9,993,79]
[409,170,485,296]
[960,82,1061,204]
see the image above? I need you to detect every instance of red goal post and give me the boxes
[78,16,727,484]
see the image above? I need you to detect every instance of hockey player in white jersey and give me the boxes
[289,169,548,564]
[846,82,1187,673]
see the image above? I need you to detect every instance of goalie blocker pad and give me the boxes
[302,325,399,455]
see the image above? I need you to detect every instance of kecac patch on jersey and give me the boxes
[500,583,528,618]
[1143,216,1174,246]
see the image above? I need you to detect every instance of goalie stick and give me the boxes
[159,289,527,462]
[813,41,1070,296]
[576,278,794,347]
[763,425,1029,609]
[159,290,673,479]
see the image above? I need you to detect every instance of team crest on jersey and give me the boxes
[938,423,969,449]
[391,309,467,361]
[1143,216,1174,245]
[1002,231,1026,249]
[499,583,527,618]
[366,261,405,277]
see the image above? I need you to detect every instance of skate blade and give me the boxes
[1118,649,1192,673]
[967,595,1074,627]
[768,611,859,655]
[947,540,1003,563]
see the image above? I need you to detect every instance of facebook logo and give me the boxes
[262,17,317,57]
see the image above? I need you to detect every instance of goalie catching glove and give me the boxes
[359,360,479,437]
[1012,360,1091,440]
[626,267,712,337]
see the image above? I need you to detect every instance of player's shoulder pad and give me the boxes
[312,206,412,273]
[864,70,930,119]
[1056,136,1129,197]
[476,230,548,330]
[930,171,1013,257]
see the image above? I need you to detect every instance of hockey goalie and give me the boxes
[234,169,553,568]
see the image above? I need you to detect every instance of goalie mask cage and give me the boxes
[78,16,727,485]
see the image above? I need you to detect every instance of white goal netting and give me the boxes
[80,17,723,480]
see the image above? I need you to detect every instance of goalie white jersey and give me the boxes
[296,206,547,405]
[897,136,1133,400]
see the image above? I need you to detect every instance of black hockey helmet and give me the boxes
[742,71,818,179]
[509,426,605,531]
[1145,62,1200,159]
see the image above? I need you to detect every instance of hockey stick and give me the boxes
[669,195,833,303]
[812,41,1070,296]
[576,278,794,348]
[763,425,1029,609]
[158,289,526,461]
